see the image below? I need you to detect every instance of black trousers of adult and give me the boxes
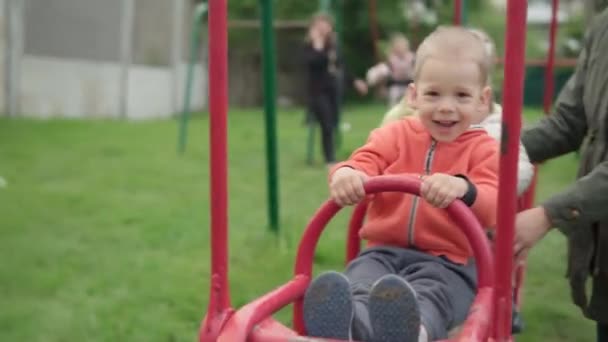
[309,87,339,164]
[599,323,608,342]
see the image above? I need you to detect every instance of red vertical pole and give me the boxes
[492,0,527,341]
[200,1,232,340]
[453,0,462,26]
[543,0,559,114]
[207,0,230,322]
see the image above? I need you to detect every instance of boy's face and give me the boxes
[407,57,491,142]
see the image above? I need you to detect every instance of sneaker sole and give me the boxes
[303,271,353,339]
[369,274,420,342]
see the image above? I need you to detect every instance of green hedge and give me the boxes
[523,66,574,107]
[493,65,574,108]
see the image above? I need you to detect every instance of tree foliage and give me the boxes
[198,0,592,101]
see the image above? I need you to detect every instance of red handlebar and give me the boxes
[294,175,495,338]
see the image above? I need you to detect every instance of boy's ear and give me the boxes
[406,83,418,108]
[479,86,492,111]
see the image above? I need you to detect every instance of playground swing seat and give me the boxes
[344,185,533,338]
[202,0,532,339]
[204,175,513,342]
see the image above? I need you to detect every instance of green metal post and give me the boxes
[178,3,208,154]
[260,0,280,233]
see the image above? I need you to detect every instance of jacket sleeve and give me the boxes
[521,28,591,163]
[330,124,400,178]
[526,12,608,235]
[467,138,500,228]
[543,161,608,237]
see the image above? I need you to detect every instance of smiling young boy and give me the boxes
[303,27,499,342]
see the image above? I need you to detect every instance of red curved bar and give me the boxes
[293,175,494,335]
[455,287,494,341]
[293,199,341,334]
[217,275,310,341]
[346,201,368,264]
[250,319,355,342]
[215,175,494,340]
[249,318,299,341]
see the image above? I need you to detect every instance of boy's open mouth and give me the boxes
[432,120,458,128]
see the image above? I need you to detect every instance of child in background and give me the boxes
[366,33,416,107]
[304,27,499,342]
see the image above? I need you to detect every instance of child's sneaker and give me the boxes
[369,274,420,342]
[303,271,354,340]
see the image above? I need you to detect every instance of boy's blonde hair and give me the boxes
[467,28,496,86]
[413,26,491,86]
[467,28,497,112]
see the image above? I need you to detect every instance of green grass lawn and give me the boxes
[0,105,593,341]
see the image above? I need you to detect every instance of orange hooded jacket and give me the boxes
[330,116,499,264]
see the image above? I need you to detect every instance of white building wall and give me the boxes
[20,56,206,119]
[2,0,208,119]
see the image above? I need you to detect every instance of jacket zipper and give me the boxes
[407,139,437,246]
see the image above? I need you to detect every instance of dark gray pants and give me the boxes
[345,246,477,341]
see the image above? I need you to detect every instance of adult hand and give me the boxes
[513,206,552,263]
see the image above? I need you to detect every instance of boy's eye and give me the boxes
[424,91,439,97]
[457,92,471,98]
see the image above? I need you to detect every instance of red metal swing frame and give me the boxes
[198,0,562,340]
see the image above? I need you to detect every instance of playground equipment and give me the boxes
[178,0,564,238]
[199,0,530,340]
[259,0,280,234]
[178,0,281,233]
